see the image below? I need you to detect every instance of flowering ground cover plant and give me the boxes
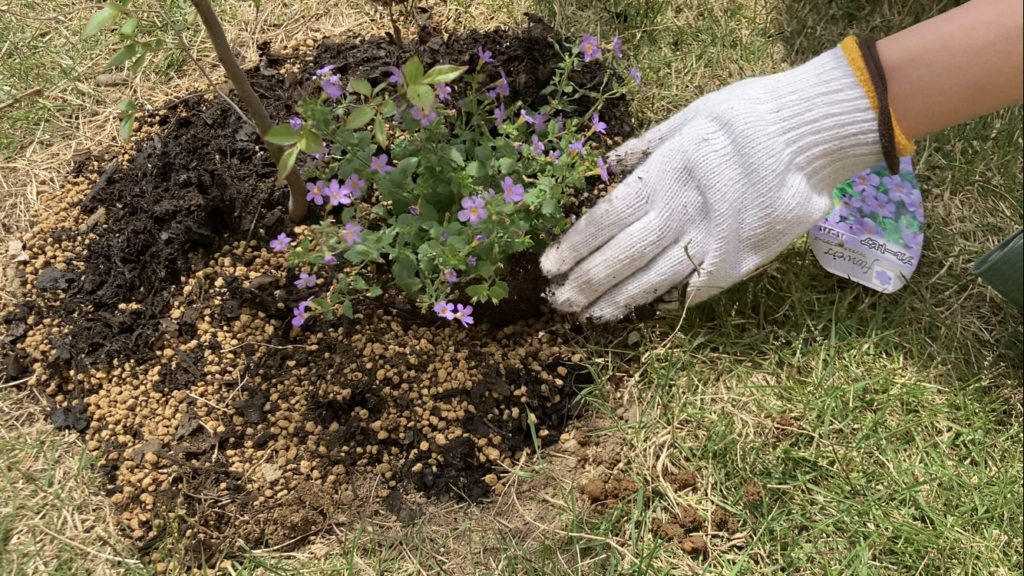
[265,34,640,327]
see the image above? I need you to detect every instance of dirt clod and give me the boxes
[711,506,740,535]
[666,470,699,492]
[743,481,763,503]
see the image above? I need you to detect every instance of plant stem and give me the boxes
[189,0,308,223]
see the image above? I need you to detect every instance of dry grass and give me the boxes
[0,390,138,576]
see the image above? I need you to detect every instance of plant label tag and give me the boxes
[810,157,924,293]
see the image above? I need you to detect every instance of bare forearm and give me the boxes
[879,0,1023,140]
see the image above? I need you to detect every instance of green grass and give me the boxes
[1,0,1022,573]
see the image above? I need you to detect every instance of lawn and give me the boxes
[1,0,1021,574]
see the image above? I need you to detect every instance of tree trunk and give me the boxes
[190,0,308,223]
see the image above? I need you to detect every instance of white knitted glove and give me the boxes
[542,48,887,321]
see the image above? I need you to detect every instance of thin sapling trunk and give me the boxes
[189,0,308,223]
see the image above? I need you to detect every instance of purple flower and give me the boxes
[409,205,420,216]
[882,175,904,191]
[612,36,623,58]
[597,157,611,183]
[315,64,336,78]
[455,304,474,327]
[443,268,458,283]
[501,176,524,203]
[568,138,586,156]
[878,201,897,219]
[554,115,565,133]
[386,66,405,85]
[852,170,880,195]
[903,231,924,250]
[903,194,921,212]
[458,196,489,225]
[306,180,326,206]
[322,75,344,99]
[371,154,396,175]
[591,113,607,134]
[532,112,549,132]
[494,104,506,127]
[548,150,561,162]
[914,206,925,223]
[530,134,545,156]
[294,272,317,288]
[487,71,509,100]
[467,256,477,267]
[855,216,879,236]
[874,268,893,288]
[434,301,455,320]
[474,234,487,244]
[342,222,364,245]
[345,174,367,198]
[410,106,437,127]
[292,304,309,327]
[311,144,328,160]
[435,84,452,102]
[289,117,303,131]
[326,179,352,206]
[580,33,602,62]
[519,110,535,125]
[269,233,292,252]
[324,254,338,266]
[900,156,914,173]
[629,67,642,85]
[477,47,495,65]
[890,180,916,203]
[440,231,450,243]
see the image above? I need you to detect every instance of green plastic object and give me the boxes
[973,227,1023,311]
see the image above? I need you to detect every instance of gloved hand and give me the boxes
[542,46,907,322]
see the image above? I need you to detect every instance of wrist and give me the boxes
[839,36,917,158]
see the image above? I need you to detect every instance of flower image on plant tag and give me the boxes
[810,157,924,293]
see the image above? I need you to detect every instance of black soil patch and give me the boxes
[2,19,637,561]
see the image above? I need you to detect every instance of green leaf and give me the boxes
[450,148,465,167]
[352,276,370,291]
[380,99,397,118]
[489,281,509,302]
[84,4,122,37]
[345,106,376,129]
[498,158,517,174]
[466,284,490,302]
[406,84,435,111]
[186,8,199,25]
[277,146,298,180]
[341,300,354,318]
[348,78,372,97]
[402,56,425,85]
[372,82,388,96]
[117,98,137,113]
[298,130,324,153]
[465,161,485,177]
[120,16,139,37]
[264,124,301,145]
[373,117,387,146]
[393,254,421,295]
[421,64,468,85]
[368,286,383,297]
[119,114,135,141]
[541,198,558,215]
[128,51,147,74]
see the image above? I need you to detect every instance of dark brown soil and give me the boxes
[711,506,740,535]
[580,474,643,504]
[1,19,634,564]
[666,470,699,492]
[743,481,763,503]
